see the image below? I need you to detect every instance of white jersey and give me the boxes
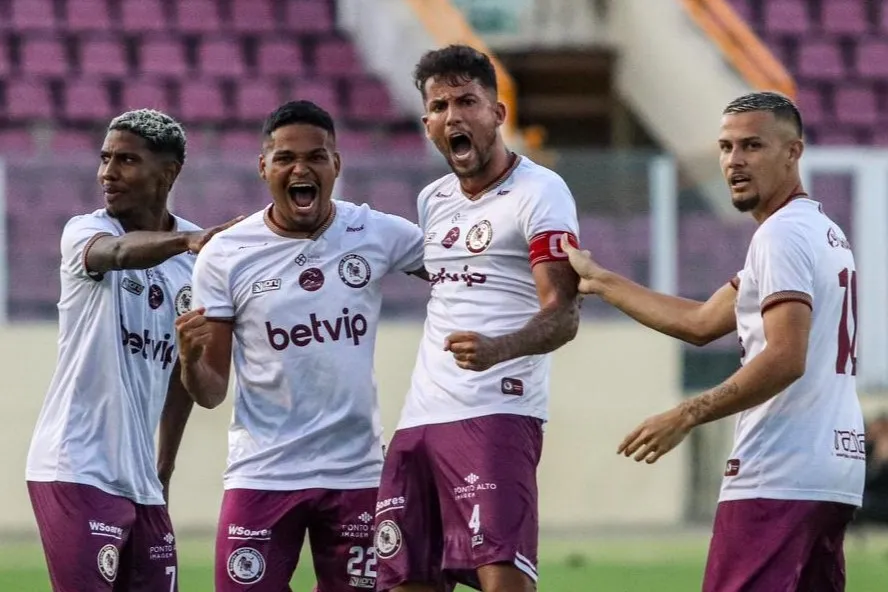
[722,198,865,506]
[398,156,579,429]
[26,209,200,505]
[192,201,424,492]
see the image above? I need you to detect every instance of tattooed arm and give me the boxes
[617,299,811,463]
[444,261,580,371]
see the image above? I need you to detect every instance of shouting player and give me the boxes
[175,101,432,591]
[373,45,581,592]
[25,109,238,591]
[562,92,865,591]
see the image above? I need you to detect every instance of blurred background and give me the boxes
[0,0,887,589]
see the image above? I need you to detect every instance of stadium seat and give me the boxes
[256,39,305,77]
[855,38,888,80]
[230,0,277,33]
[121,78,171,113]
[49,129,96,153]
[0,39,9,76]
[197,38,247,77]
[139,37,190,78]
[79,36,129,77]
[727,0,752,25]
[177,80,228,122]
[797,40,845,81]
[0,129,36,156]
[834,86,879,126]
[314,38,363,76]
[20,37,69,77]
[285,0,335,33]
[6,79,54,120]
[348,78,397,122]
[62,79,114,122]
[219,130,261,156]
[66,0,112,33]
[174,0,222,33]
[795,86,825,126]
[389,132,427,154]
[821,0,869,35]
[10,0,56,30]
[233,80,281,122]
[289,79,339,116]
[763,0,810,35]
[121,0,167,33]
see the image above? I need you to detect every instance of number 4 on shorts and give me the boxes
[469,504,481,534]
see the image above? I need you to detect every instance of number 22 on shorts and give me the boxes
[346,545,377,589]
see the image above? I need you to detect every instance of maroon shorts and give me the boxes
[374,414,543,591]
[703,498,857,592]
[27,480,178,592]
[216,487,379,591]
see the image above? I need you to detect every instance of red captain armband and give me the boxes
[529,231,578,267]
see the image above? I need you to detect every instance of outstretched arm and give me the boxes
[157,361,194,503]
[561,235,737,346]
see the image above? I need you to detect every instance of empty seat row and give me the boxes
[732,0,888,36]
[1,0,334,34]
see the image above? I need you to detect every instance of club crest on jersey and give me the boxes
[339,254,371,288]
[227,547,265,585]
[97,544,119,583]
[148,284,164,309]
[466,220,493,253]
[375,520,402,559]
[299,268,325,292]
[175,285,192,315]
[441,227,461,249]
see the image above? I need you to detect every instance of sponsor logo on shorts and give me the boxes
[227,547,265,585]
[89,520,124,539]
[227,524,272,541]
[375,496,406,514]
[97,544,119,583]
[374,520,402,559]
[724,459,740,477]
[833,429,866,461]
[340,512,375,540]
[339,254,371,289]
[349,575,376,589]
[149,532,176,561]
[121,277,144,296]
[453,474,497,500]
[501,378,524,395]
[251,278,282,295]
[174,285,192,315]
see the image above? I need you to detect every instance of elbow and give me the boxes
[194,391,226,410]
[110,240,132,269]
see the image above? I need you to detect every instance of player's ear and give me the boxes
[421,114,431,138]
[789,138,804,165]
[333,151,342,179]
[258,153,267,181]
[495,101,506,127]
[161,161,181,192]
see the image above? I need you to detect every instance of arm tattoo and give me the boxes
[493,266,580,362]
[679,381,740,426]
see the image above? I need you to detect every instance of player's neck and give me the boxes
[458,144,517,199]
[114,208,174,233]
[266,201,336,240]
[754,178,807,224]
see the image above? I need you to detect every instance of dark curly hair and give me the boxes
[413,44,498,100]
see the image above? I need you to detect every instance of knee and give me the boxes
[477,563,536,592]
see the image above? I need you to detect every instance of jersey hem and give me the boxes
[222,476,381,491]
[25,472,165,506]
[718,488,862,507]
[397,406,547,430]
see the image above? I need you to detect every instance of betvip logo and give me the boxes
[120,319,175,369]
[265,309,367,350]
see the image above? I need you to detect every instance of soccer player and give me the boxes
[25,109,239,591]
[373,45,581,592]
[175,100,432,592]
[562,91,866,591]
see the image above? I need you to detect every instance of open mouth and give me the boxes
[448,133,473,161]
[729,173,751,190]
[287,182,318,209]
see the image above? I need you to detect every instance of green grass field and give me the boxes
[2,531,887,591]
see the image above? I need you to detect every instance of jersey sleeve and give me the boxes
[191,239,235,320]
[378,213,425,274]
[750,224,815,313]
[517,174,581,267]
[60,214,119,281]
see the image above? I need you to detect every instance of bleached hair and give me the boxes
[108,109,187,164]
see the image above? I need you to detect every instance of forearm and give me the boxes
[180,358,228,409]
[679,348,803,428]
[598,272,708,345]
[91,231,192,273]
[493,301,579,362]
[157,381,194,481]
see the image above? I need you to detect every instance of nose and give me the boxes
[726,147,746,169]
[445,104,462,127]
[100,159,119,182]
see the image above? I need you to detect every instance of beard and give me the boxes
[732,194,760,213]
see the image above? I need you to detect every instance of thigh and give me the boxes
[308,488,378,591]
[114,504,178,592]
[215,488,311,591]
[374,426,444,592]
[28,481,136,592]
[798,503,856,592]
[428,414,543,589]
[702,499,830,592]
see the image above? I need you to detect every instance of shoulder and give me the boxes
[514,158,572,194]
[341,201,421,238]
[63,209,121,236]
[417,173,459,204]
[201,209,267,260]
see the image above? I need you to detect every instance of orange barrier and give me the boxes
[403,0,522,142]
[682,0,796,99]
